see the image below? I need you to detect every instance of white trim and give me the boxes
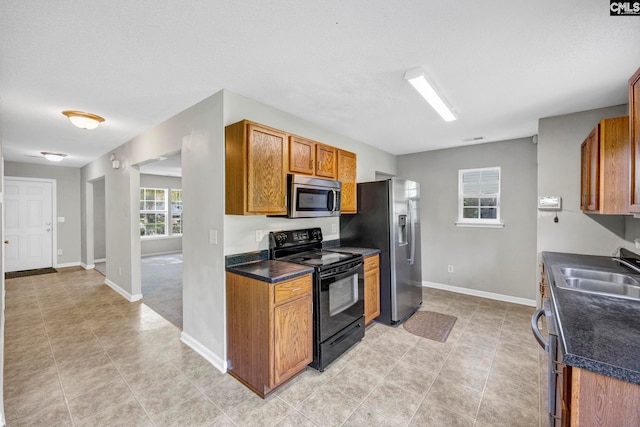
[455,221,505,228]
[81,263,96,270]
[423,280,536,307]
[56,261,82,268]
[94,258,106,263]
[104,278,143,302]
[180,331,226,373]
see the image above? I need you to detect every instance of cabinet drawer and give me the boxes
[274,275,312,305]
[364,254,379,272]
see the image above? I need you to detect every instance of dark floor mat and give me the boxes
[5,267,58,279]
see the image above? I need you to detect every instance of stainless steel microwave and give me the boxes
[288,174,341,218]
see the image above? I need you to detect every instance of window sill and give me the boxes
[455,221,504,229]
[141,234,183,240]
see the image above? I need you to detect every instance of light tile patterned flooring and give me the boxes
[4,267,542,426]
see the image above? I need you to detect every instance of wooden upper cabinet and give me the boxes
[289,135,337,179]
[630,68,640,213]
[580,116,629,214]
[226,120,288,215]
[315,143,337,178]
[337,149,357,214]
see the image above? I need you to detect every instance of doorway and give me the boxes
[4,178,55,272]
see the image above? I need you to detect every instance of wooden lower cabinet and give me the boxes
[569,368,640,427]
[363,254,380,326]
[226,272,313,397]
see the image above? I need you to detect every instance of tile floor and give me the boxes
[3,267,542,426]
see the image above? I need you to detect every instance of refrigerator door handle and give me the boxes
[408,200,415,265]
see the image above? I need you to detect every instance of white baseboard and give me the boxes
[423,281,536,307]
[94,258,106,263]
[81,263,95,270]
[55,261,82,269]
[104,278,142,302]
[180,332,226,373]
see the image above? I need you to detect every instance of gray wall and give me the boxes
[397,138,538,300]
[93,178,106,260]
[537,104,638,257]
[5,161,81,266]
[139,174,182,256]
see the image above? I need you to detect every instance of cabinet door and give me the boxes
[289,136,315,175]
[337,149,357,214]
[273,295,313,386]
[580,127,599,212]
[630,68,640,212]
[364,267,380,326]
[580,140,589,211]
[315,143,337,178]
[247,123,287,214]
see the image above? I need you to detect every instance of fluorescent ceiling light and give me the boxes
[41,152,67,162]
[404,67,456,122]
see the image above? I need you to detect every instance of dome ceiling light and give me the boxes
[61,110,105,130]
[41,152,67,162]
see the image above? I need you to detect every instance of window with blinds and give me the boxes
[457,167,503,227]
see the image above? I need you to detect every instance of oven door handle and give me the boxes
[320,263,362,281]
[531,308,549,351]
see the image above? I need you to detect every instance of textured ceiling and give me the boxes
[1,1,639,168]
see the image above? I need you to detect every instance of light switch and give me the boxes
[57,217,65,222]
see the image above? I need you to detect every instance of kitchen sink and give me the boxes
[557,267,640,300]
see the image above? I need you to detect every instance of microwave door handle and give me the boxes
[327,188,336,212]
[333,189,338,212]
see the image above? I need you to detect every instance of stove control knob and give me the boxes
[276,233,286,244]
[312,229,321,240]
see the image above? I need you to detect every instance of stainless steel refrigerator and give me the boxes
[340,178,422,325]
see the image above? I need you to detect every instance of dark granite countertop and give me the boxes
[327,246,381,257]
[226,260,314,284]
[542,251,640,385]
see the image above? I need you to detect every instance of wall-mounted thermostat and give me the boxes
[538,196,562,211]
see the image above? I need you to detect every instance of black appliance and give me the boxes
[269,228,364,371]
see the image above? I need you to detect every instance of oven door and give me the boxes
[317,262,364,342]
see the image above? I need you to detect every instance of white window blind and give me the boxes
[457,167,503,228]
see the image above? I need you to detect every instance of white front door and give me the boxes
[4,179,54,272]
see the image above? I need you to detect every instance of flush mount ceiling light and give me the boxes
[41,152,67,162]
[404,67,456,122]
[61,110,105,130]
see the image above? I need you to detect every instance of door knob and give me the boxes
[3,240,8,245]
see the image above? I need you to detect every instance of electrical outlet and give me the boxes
[57,249,63,256]
[255,230,263,242]
[331,223,337,234]
[447,265,454,273]
[209,229,218,245]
